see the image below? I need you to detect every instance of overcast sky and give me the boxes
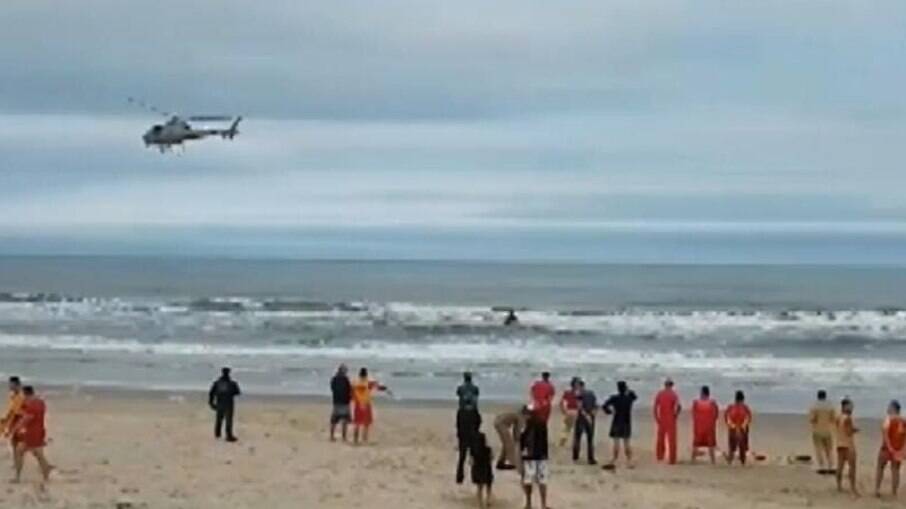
[2,1,905,261]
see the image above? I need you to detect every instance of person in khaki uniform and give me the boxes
[494,406,529,471]
[808,390,836,474]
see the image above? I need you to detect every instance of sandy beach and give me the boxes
[0,388,901,509]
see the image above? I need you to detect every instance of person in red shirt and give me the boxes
[653,378,681,464]
[530,372,556,422]
[874,399,906,498]
[690,385,719,464]
[10,386,52,483]
[724,390,752,465]
[557,377,580,447]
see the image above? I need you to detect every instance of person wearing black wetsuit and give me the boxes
[602,380,637,468]
[209,367,241,442]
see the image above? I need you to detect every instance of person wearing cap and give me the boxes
[208,367,241,442]
[456,371,482,484]
[329,364,352,442]
[653,378,681,464]
[874,399,906,498]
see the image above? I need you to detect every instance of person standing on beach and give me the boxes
[351,367,389,445]
[10,386,52,484]
[690,386,719,464]
[520,410,550,509]
[653,378,681,464]
[874,400,906,498]
[530,372,555,423]
[456,371,482,484]
[329,364,352,442]
[835,397,860,496]
[808,390,836,474]
[724,390,752,465]
[2,376,24,462]
[572,380,597,465]
[602,380,637,468]
[493,406,528,471]
[557,377,580,447]
[208,367,241,442]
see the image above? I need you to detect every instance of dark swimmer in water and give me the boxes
[504,310,519,326]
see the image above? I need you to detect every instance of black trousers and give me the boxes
[455,408,481,483]
[573,414,596,462]
[215,404,235,439]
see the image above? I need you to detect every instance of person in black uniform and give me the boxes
[456,371,481,484]
[209,367,241,442]
[602,380,637,468]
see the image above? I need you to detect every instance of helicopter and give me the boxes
[128,97,242,153]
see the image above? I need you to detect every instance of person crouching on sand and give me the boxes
[470,431,494,509]
[874,399,906,498]
[835,397,860,496]
[351,367,390,445]
[494,406,529,471]
[10,386,53,484]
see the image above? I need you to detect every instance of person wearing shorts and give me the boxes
[520,411,550,509]
[602,380,637,468]
[329,364,352,442]
[2,376,24,466]
[874,400,906,498]
[691,385,719,464]
[808,390,836,474]
[10,386,52,483]
[350,367,389,445]
[724,390,752,466]
[835,398,860,496]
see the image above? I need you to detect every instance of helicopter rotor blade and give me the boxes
[188,115,234,122]
[127,97,172,118]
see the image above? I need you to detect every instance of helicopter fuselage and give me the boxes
[141,115,240,152]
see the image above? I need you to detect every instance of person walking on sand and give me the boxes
[208,367,241,442]
[494,406,529,471]
[572,379,597,465]
[471,431,494,509]
[2,376,24,463]
[724,390,752,465]
[808,390,836,474]
[874,400,906,498]
[520,409,550,509]
[835,397,860,496]
[10,386,52,484]
[351,367,390,445]
[329,364,352,442]
[530,372,555,423]
[653,378,681,464]
[557,377,580,447]
[690,385,719,464]
[602,380,637,468]
[456,371,482,484]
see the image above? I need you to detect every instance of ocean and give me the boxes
[1,256,905,412]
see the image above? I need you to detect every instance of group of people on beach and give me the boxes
[447,372,906,509]
[1,376,52,484]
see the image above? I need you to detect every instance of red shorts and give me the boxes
[17,430,44,449]
[353,404,373,426]
[879,447,903,466]
[693,428,716,448]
